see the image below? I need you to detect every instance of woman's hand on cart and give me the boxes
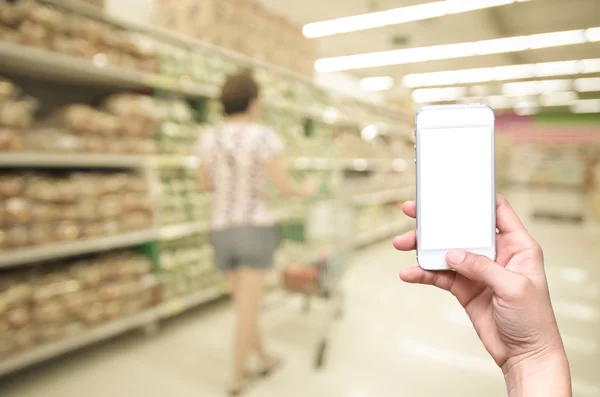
[392,196,571,397]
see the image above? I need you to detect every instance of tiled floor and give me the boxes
[1,189,599,397]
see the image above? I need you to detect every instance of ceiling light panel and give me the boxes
[575,77,600,92]
[502,79,572,96]
[540,91,578,107]
[315,28,600,73]
[571,99,600,113]
[412,87,466,103]
[303,0,532,38]
[360,76,394,91]
[402,59,600,88]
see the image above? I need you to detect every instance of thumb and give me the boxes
[446,250,520,297]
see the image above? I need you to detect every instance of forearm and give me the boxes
[503,353,571,397]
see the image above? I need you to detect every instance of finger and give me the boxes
[399,267,456,293]
[496,194,525,234]
[393,230,416,251]
[402,201,416,219]
[446,249,522,297]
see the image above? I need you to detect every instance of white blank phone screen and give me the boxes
[419,127,493,250]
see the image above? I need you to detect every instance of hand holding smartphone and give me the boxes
[415,104,496,270]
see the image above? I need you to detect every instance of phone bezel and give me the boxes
[415,104,496,271]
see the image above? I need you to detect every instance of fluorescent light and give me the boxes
[412,87,466,103]
[486,95,512,109]
[527,30,585,49]
[303,0,530,38]
[535,60,580,77]
[586,27,600,42]
[583,59,600,73]
[571,99,600,113]
[403,59,600,88]
[502,79,572,96]
[540,91,578,107]
[514,100,539,115]
[315,28,598,72]
[360,76,394,91]
[574,77,600,92]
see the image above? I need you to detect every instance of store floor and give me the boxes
[2,190,599,397]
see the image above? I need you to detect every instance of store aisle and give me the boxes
[1,191,599,397]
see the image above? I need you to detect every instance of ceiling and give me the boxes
[257,0,600,96]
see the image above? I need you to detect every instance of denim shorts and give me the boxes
[209,225,280,272]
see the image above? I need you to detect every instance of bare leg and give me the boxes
[231,267,268,384]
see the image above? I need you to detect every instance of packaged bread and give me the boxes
[0,78,19,102]
[37,323,65,342]
[0,1,26,27]
[6,307,30,328]
[54,221,80,242]
[2,197,31,226]
[80,302,105,325]
[5,226,29,248]
[29,223,54,246]
[18,20,48,48]
[121,211,152,231]
[0,98,36,128]
[0,128,22,151]
[0,173,25,198]
[1,281,32,309]
[23,128,81,152]
[33,301,66,324]
[45,105,98,133]
[69,16,104,42]
[81,135,106,153]
[70,262,104,288]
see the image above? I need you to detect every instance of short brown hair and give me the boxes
[220,73,259,116]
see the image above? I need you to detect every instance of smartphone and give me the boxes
[415,104,496,271]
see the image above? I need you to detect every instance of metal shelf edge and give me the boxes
[0,309,158,377]
[157,286,224,319]
[0,153,147,168]
[0,229,158,268]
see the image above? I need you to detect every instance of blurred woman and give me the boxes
[195,73,313,395]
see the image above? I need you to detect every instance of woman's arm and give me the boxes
[197,163,213,192]
[264,156,312,198]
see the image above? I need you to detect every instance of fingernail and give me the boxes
[446,250,466,266]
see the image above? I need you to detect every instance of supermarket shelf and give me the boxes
[0,153,146,168]
[157,286,225,319]
[0,229,157,269]
[158,222,208,240]
[353,217,414,247]
[289,157,408,171]
[0,42,217,98]
[352,186,415,206]
[0,309,158,377]
[40,0,405,122]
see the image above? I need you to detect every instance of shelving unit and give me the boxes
[0,0,415,376]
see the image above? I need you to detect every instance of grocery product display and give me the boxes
[158,167,209,225]
[146,235,221,302]
[0,250,155,358]
[0,0,414,377]
[155,0,316,76]
[0,0,158,72]
[0,170,152,252]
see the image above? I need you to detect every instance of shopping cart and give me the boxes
[277,198,353,369]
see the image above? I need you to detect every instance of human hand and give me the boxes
[393,195,571,396]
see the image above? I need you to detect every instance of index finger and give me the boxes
[496,194,525,234]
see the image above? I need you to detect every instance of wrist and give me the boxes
[503,351,571,397]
